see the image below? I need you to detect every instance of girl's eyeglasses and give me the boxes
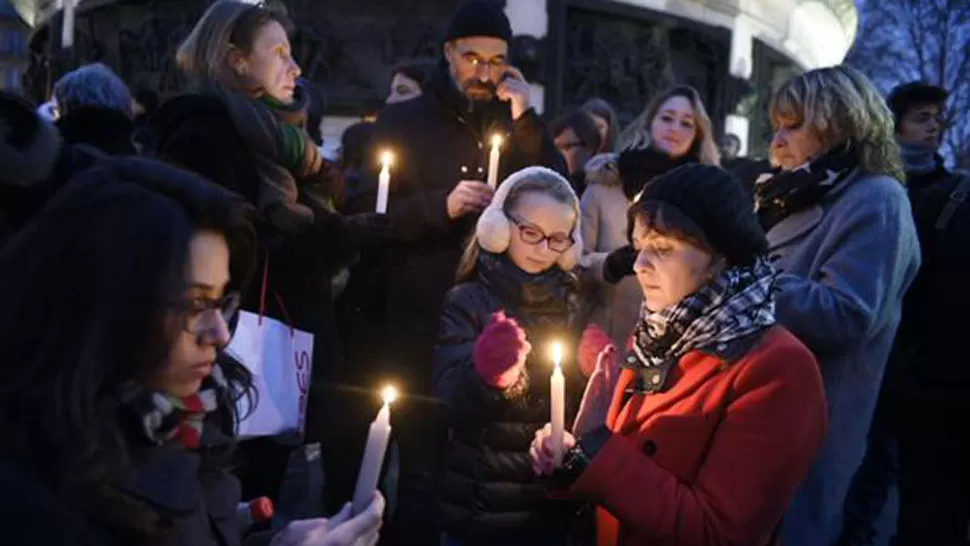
[509,215,574,253]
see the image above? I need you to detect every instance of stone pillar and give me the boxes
[505,0,547,114]
[727,15,754,155]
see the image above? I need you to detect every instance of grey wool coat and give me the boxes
[777,169,921,546]
[577,156,643,349]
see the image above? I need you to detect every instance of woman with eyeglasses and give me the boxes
[0,158,383,546]
[432,167,587,546]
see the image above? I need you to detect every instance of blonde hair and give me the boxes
[770,65,904,181]
[176,1,290,91]
[455,171,580,282]
[617,85,721,166]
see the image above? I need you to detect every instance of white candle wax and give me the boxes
[486,135,502,189]
[352,386,396,514]
[376,151,392,214]
[550,343,565,466]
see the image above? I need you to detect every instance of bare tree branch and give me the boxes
[847,0,970,166]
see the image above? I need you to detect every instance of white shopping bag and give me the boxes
[227,310,315,439]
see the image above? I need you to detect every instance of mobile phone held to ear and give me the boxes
[500,70,520,84]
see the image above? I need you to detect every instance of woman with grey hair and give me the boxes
[756,65,921,546]
[53,62,137,155]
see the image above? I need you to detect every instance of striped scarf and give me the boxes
[119,365,227,450]
[630,258,777,371]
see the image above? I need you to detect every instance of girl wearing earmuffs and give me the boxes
[432,166,588,546]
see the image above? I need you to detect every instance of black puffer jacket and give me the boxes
[433,252,585,544]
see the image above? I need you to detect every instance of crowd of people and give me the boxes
[0,1,967,545]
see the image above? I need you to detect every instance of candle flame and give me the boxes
[491,134,503,149]
[381,385,399,405]
[380,150,394,167]
[550,342,564,368]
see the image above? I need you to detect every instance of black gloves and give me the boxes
[603,245,637,284]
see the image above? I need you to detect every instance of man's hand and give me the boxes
[496,67,531,121]
[447,180,494,219]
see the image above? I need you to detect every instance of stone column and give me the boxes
[726,15,754,156]
[505,0,547,114]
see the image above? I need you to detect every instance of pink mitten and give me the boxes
[578,324,616,378]
[473,311,532,389]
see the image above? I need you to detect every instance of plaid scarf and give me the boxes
[119,365,227,450]
[754,145,857,230]
[630,258,777,372]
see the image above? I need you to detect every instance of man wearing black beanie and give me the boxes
[337,2,566,545]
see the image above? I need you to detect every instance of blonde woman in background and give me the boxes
[578,85,720,353]
[752,65,921,546]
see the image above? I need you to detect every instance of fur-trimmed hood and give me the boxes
[1,91,63,188]
[584,152,621,188]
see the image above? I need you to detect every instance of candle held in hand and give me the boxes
[376,151,393,214]
[550,342,565,466]
[352,385,397,514]
[486,134,503,189]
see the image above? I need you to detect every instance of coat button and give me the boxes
[644,440,657,456]
[627,355,637,364]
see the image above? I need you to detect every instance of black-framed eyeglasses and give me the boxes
[174,292,241,337]
[510,215,574,253]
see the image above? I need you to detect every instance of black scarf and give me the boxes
[626,259,777,393]
[754,145,857,230]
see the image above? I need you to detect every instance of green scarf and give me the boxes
[214,84,323,233]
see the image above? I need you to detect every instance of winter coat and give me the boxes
[577,156,641,349]
[774,169,921,546]
[889,162,970,395]
[569,327,827,546]
[433,252,584,544]
[55,106,137,156]
[344,66,566,393]
[0,409,254,546]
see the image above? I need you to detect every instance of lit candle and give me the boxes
[550,342,565,466]
[376,151,393,214]
[486,134,502,189]
[352,385,397,514]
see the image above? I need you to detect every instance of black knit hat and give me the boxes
[444,0,512,44]
[887,81,948,129]
[634,164,767,266]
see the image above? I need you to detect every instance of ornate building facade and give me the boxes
[12,0,856,156]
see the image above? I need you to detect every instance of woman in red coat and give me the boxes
[531,163,828,545]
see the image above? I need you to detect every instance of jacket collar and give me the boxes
[475,252,573,316]
[765,167,863,250]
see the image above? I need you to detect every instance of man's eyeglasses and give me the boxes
[174,292,241,337]
[459,52,509,73]
[510,216,574,253]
